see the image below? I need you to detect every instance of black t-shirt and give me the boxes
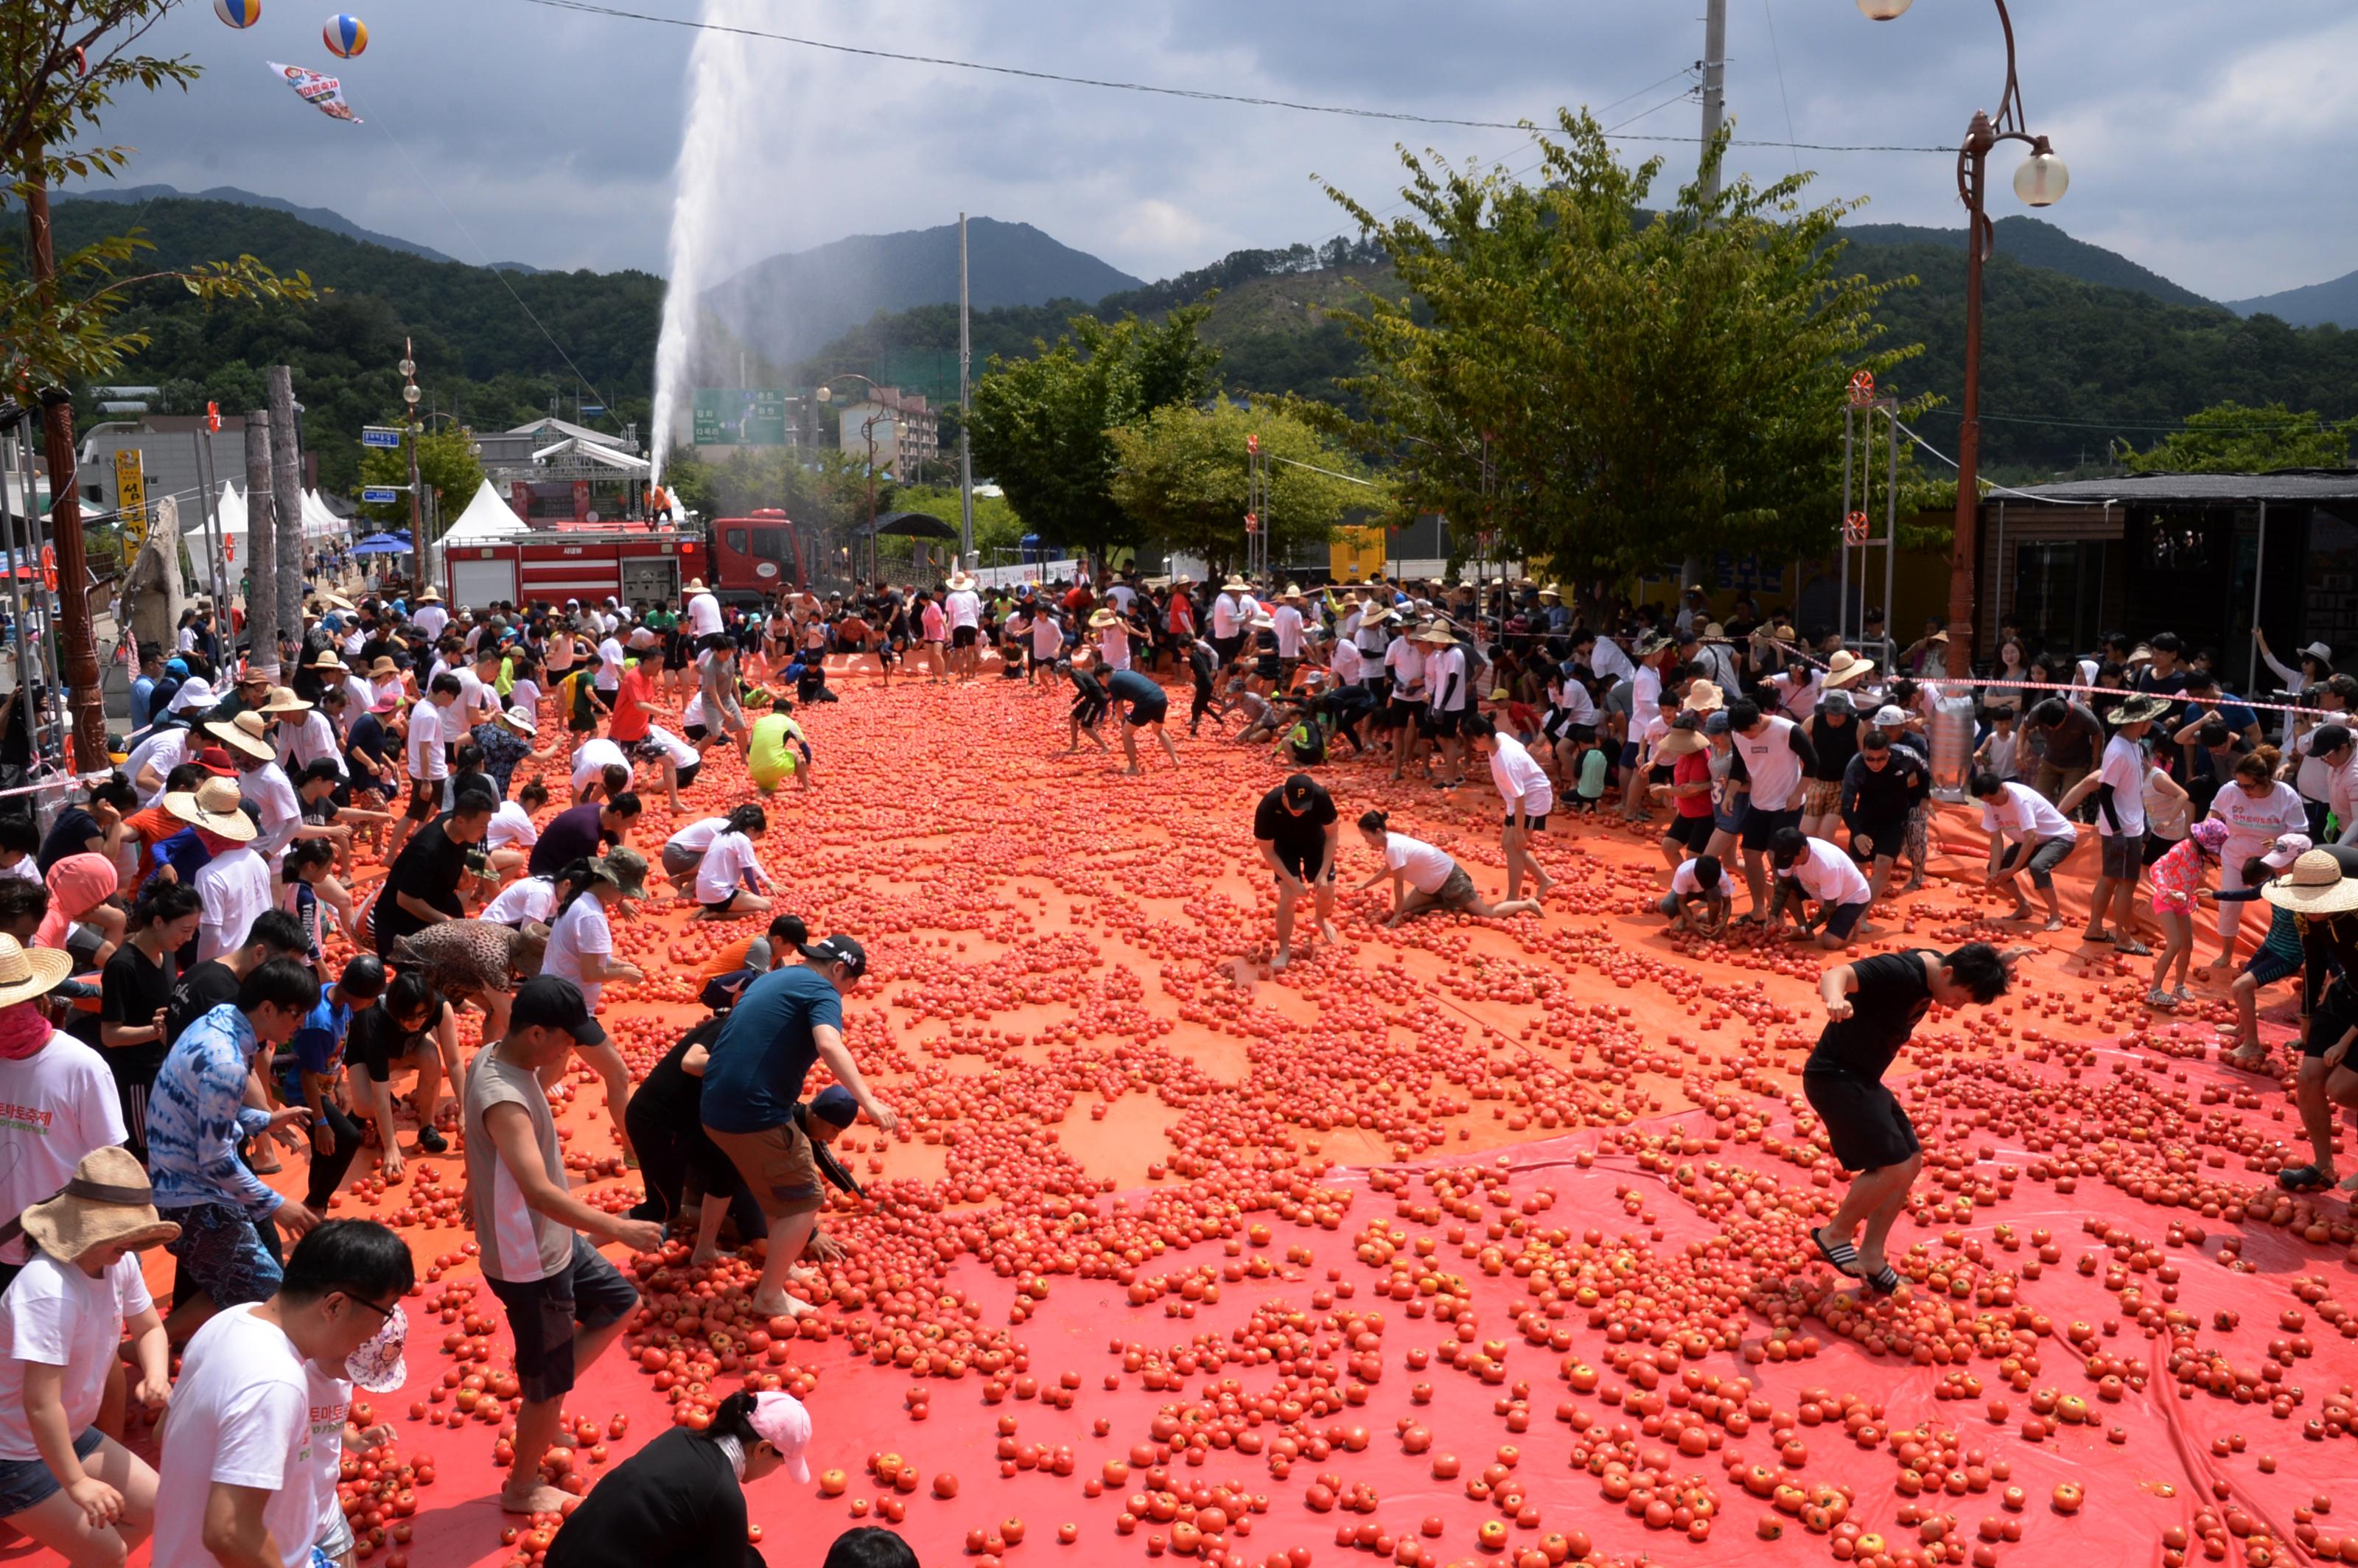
[38,808,102,875]
[1254,783,1338,861]
[346,712,393,791]
[1067,667,1108,706]
[2299,844,2358,1012]
[633,1015,724,1136]
[540,1427,754,1568]
[166,959,242,1044]
[528,802,609,878]
[378,822,466,952]
[1806,949,1938,1080]
[99,943,177,1080]
[346,1000,441,1084]
[1108,670,1162,708]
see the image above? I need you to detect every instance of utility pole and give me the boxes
[268,367,304,641]
[1699,0,1729,200]
[958,211,974,567]
[243,410,280,679]
[400,341,426,602]
[19,154,108,770]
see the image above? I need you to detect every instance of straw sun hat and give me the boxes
[2263,850,2358,917]
[204,710,277,763]
[0,933,71,1009]
[1822,650,1874,689]
[1,1147,179,1261]
[165,776,258,841]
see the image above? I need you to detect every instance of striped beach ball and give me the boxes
[213,0,262,26]
[323,13,368,56]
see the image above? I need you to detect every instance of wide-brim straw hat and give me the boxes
[683,578,711,593]
[165,776,258,840]
[1248,614,1277,631]
[0,933,71,1009]
[2264,850,2358,916]
[1221,578,1252,593]
[205,712,276,763]
[1280,584,1304,601]
[1682,681,1726,713]
[1412,626,1457,646]
[1358,606,1396,626]
[1822,651,1874,689]
[1537,584,1562,599]
[947,573,977,591]
[314,592,356,613]
[1088,609,1119,629]
[1656,727,1709,760]
[15,1147,178,1259]
[260,686,312,715]
[309,651,347,672]
[368,657,401,677]
[2107,695,2171,726]
[416,587,442,602]
[500,705,539,734]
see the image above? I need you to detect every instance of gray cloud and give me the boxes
[69,0,2357,300]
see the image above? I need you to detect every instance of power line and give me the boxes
[514,0,1949,153]
[1914,406,2345,433]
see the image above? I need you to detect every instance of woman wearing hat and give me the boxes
[2261,847,2358,1191]
[2256,628,2334,693]
[0,1147,175,1566]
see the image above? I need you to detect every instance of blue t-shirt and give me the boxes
[151,826,214,886]
[699,964,844,1135]
[291,996,354,1075]
[130,674,156,729]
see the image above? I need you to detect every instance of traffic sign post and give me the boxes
[360,426,402,450]
[361,486,406,505]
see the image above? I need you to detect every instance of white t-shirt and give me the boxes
[0,1250,153,1459]
[643,726,700,769]
[1981,780,2077,844]
[1382,833,1456,895]
[1780,837,1872,907]
[1211,594,1243,640]
[1273,606,1305,659]
[595,639,625,686]
[543,896,613,1010]
[2095,735,2147,837]
[1424,646,1466,713]
[2208,778,2309,846]
[304,1368,351,1547]
[1383,640,1425,693]
[1735,715,1807,813]
[482,875,556,927]
[0,1035,126,1268]
[412,603,448,640]
[1488,735,1555,816]
[195,845,274,964]
[1589,637,1636,685]
[1105,584,1136,614]
[152,1303,318,1568]
[1669,860,1723,897]
[570,738,628,794]
[1029,612,1063,658]
[486,800,539,851]
[1096,622,1131,672]
[405,700,447,781]
[1632,663,1662,721]
[945,590,982,630]
[276,711,344,778]
[241,763,304,860]
[125,727,195,806]
[687,592,724,638]
[694,831,764,904]
[668,816,727,855]
[1332,640,1365,683]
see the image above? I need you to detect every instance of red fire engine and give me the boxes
[441,519,708,613]
[706,510,814,605]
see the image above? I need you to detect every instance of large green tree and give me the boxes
[2118,399,2358,475]
[1109,399,1375,573]
[1314,111,1925,581]
[966,306,1222,561]
[357,424,484,535]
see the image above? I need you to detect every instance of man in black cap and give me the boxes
[1253,772,1339,973]
[699,935,899,1320]
[463,976,665,1515]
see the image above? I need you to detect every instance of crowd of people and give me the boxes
[1,553,2352,1562]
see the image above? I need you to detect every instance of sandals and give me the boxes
[2113,939,2153,957]
[2145,989,2178,1010]
[1861,1264,1903,1295]
[1809,1227,1861,1275]
[2278,1164,2332,1192]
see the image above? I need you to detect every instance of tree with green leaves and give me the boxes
[1317,111,1926,586]
[967,307,1222,563]
[1109,399,1375,574]
[2118,399,2358,475]
[358,425,483,535]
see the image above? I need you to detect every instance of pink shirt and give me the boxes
[922,603,945,641]
[2149,837,2208,913]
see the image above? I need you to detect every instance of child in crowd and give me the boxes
[1973,706,2019,783]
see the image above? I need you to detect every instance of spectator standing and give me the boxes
[0,937,122,1300]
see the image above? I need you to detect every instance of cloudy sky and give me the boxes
[78,0,2357,302]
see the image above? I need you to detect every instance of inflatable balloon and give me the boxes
[323,14,368,57]
[746,713,802,794]
[214,0,262,27]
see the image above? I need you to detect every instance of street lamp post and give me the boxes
[816,374,896,587]
[1861,0,2066,670]
[399,340,425,602]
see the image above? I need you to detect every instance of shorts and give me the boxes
[1740,805,1800,852]
[1272,842,1330,884]
[684,724,709,743]
[2099,831,2146,881]
[1802,778,1842,819]
[1820,898,1869,940]
[316,1502,356,1560]
[1433,864,1480,911]
[1848,816,1908,861]
[1124,692,1169,728]
[2243,945,2302,989]
[674,762,701,791]
[160,1199,281,1308]
[2306,980,2358,1059]
[1211,634,1244,667]
[1712,797,1749,837]
[1427,709,1463,738]
[1802,1070,1921,1173]
[704,890,744,914]
[706,1119,825,1221]
[952,626,979,649]
[1504,811,1549,833]
[1255,654,1281,682]
[0,1426,103,1516]
[661,841,704,880]
[2001,835,2074,891]
[403,774,440,822]
[1665,813,1715,851]
[484,1236,640,1404]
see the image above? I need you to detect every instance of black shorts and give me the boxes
[1273,842,1329,883]
[485,1236,640,1404]
[403,774,440,822]
[1802,1070,1921,1173]
[2142,833,2176,869]
[1072,696,1109,727]
[674,761,701,790]
[684,724,708,743]
[1849,816,1909,861]
[704,889,744,914]
[2306,979,2358,1059]
[1820,897,1869,940]
[1428,709,1463,738]
[1505,811,1549,833]
[952,625,979,649]
[1740,805,1801,852]
[1124,693,1169,728]
[1665,813,1715,851]
[1212,634,1245,667]
[1255,654,1281,682]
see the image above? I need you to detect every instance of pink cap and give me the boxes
[748,1391,812,1481]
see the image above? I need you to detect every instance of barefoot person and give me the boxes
[1806,942,2022,1294]
[2222,833,2311,1068]
[2058,693,2168,955]
[1462,713,1556,905]
[1767,827,1875,951]
[463,976,664,1514]
[1105,668,1180,777]
[1973,771,2076,930]
[1654,853,1732,936]
[1253,774,1340,973]
[698,936,898,1320]
[1353,810,1539,928]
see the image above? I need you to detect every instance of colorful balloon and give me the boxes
[214,0,262,27]
[323,14,368,57]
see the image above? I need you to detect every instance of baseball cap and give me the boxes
[798,934,867,979]
[809,1085,861,1128]
[1703,711,1732,735]
[1281,773,1319,811]
[747,1392,814,1482]
[510,975,606,1046]
[2264,833,2315,871]
[1872,704,1911,727]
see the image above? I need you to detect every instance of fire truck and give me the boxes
[441,519,709,613]
[707,509,814,605]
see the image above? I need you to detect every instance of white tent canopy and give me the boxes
[181,481,248,553]
[301,489,347,540]
[440,479,531,545]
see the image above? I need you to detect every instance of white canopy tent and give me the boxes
[440,479,532,545]
[180,480,248,556]
[301,489,348,540]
